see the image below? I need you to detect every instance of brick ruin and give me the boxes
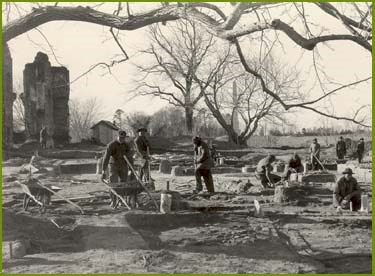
[22,52,70,146]
[2,43,17,157]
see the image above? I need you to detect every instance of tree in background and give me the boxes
[69,98,103,143]
[149,107,185,137]
[13,95,25,132]
[125,111,151,136]
[133,20,215,134]
[3,2,372,129]
[195,46,301,145]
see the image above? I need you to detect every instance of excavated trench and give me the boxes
[3,202,372,274]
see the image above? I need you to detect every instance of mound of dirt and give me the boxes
[240,153,267,164]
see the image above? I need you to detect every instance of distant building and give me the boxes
[90,120,119,145]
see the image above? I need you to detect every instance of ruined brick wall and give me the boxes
[22,52,70,146]
[52,67,70,145]
[2,43,16,151]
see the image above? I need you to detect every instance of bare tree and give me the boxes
[69,98,103,143]
[133,20,215,134]
[13,95,25,132]
[125,111,151,136]
[196,48,301,145]
[3,2,372,127]
[149,106,185,137]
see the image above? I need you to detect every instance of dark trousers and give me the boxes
[109,163,128,206]
[333,195,361,211]
[337,152,345,159]
[195,168,214,192]
[358,152,363,163]
[258,173,281,188]
[109,163,128,183]
[284,166,303,180]
[311,156,322,170]
[40,140,46,149]
[139,159,149,182]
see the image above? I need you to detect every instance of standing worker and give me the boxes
[309,138,321,170]
[134,127,151,182]
[333,168,362,211]
[357,138,365,164]
[255,155,281,188]
[336,136,347,160]
[39,125,47,149]
[193,136,215,194]
[210,144,218,164]
[101,130,133,207]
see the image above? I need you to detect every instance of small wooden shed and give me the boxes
[91,120,119,145]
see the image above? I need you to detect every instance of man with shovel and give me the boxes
[309,138,321,170]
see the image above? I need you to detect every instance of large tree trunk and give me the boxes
[185,106,193,134]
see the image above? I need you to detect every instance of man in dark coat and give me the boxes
[336,136,347,159]
[193,136,215,193]
[101,130,133,207]
[283,153,304,180]
[357,138,365,163]
[333,168,361,211]
[134,127,151,182]
[255,155,281,188]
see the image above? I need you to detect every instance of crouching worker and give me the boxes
[283,153,304,180]
[333,168,361,211]
[255,155,281,188]
[193,136,215,194]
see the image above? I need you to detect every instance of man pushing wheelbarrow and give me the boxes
[101,130,136,208]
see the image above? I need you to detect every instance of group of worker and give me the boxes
[254,137,364,211]
[100,128,151,186]
[102,132,365,212]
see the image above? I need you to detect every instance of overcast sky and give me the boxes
[4,2,372,131]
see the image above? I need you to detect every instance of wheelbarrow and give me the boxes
[102,179,144,209]
[17,181,62,213]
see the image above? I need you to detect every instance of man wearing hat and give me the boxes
[102,130,134,207]
[255,154,281,188]
[357,138,365,163]
[336,136,346,160]
[193,136,215,193]
[309,138,321,170]
[333,168,362,211]
[134,127,151,183]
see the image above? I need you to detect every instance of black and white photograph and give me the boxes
[1,1,372,273]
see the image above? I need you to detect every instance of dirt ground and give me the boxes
[1,147,372,274]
